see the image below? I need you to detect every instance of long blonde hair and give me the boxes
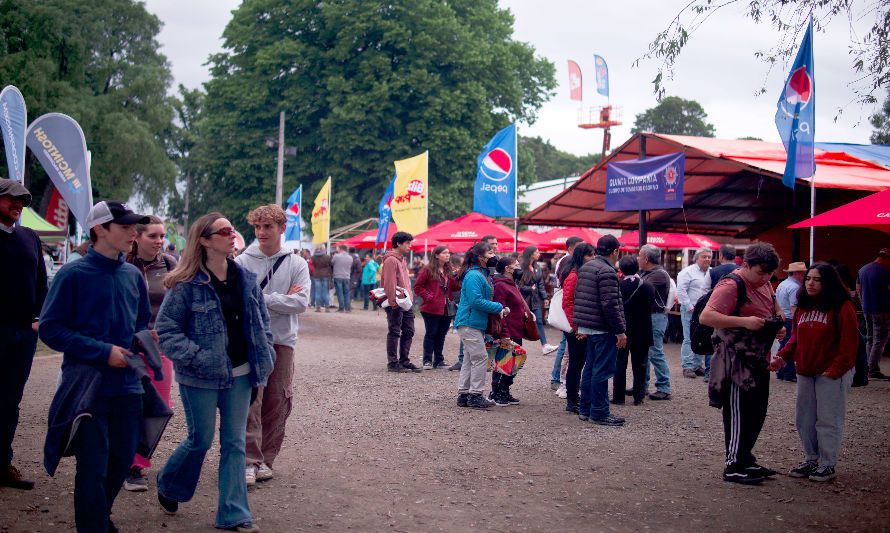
[163,212,225,289]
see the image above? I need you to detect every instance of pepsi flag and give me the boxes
[775,19,815,189]
[594,55,609,98]
[26,113,93,226]
[0,86,27,182]
[605,152,685,212]
[376,173,395,245]
[284,185,302,242]
[473,124,517,218]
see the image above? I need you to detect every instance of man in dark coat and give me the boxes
[572,235,627,426]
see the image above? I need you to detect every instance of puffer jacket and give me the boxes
[155,264,275,389]
[561,269,578,329]
[454,266,503,331]
[572,255,626,334]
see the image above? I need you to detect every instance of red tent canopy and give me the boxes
[788,188,890,234]
[413,212,517,251]
[619,231,720,249]
[338,225,399,249]
[530,227,605,252]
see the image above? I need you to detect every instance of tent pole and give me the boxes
[809,177,816,264]
[514,219,518,253]
[792,184,800,262]
[638,134,647,249]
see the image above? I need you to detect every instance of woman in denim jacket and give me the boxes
[154,213,274,533]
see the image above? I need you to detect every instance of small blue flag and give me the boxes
[473,124,517,218]
[594,55,609,97]
[376,174,395,245]
[775,19,815,189]
[284,185,302,242]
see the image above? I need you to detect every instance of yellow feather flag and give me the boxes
[311,177,331,244]
[391,151,428,236]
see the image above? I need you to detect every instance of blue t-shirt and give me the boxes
[857,261,890,313]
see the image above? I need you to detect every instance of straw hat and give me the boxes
[783,262,807,273]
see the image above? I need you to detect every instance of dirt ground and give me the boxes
[3,308,890,532]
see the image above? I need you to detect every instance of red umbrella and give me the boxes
[788,188,890,234]
[414,212,516,251]
[531,227,605,252]
[619,231,720,249]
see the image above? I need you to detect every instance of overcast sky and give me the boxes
[144,0,880,157]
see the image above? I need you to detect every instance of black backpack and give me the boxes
[689,273,748,355]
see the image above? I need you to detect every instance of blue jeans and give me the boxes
[777,319,797,380]
[311,277,330,307]
[0,326,37,466]
[362,283,378,309]
[646,313,671,394]
[551,333,567,383]
[333,278,351,310]
[680,309,705,370]
[579,334,618,419]
[532,307,548,345]
[158,375,253,529]
[73,394,142,533]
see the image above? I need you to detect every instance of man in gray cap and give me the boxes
[0,178,47,489]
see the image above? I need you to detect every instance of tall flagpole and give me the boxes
[513,123,519,253]
[809,177,815,264]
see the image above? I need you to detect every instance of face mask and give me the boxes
[512,270,522,282]
[486,256,498,268]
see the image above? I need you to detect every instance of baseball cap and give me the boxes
[0,178,32,207]
[84,201,149,230]
[596,234,621,255]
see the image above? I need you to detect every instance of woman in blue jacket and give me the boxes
[454,242,506,409]
[154,213,274,533]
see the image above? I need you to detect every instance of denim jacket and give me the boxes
[155,264,275,389]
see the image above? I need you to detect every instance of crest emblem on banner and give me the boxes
[664,165,679,201]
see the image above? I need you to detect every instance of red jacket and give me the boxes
[562,269,578,330]
[413,265,459,315]
[492,276,526,340]
[381,251,411,307]
[777,300,858,379]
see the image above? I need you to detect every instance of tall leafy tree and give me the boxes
[631,96,716,137]
[0,0,176,213]
[870,88,890,144]
[197,0,556,230]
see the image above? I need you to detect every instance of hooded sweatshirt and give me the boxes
[776,300,858,379]
[235,243,310,347]
[381,250,411,308]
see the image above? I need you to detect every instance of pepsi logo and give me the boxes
[287,204,300,216]
[780,65,813,116]
[481,148,513,182]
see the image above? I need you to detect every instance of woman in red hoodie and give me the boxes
[772,263,858,483]
[489,256,528,405]
[413,245,460,369]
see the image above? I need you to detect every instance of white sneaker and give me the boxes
[422,362,433,370]
[557,384,567,399]
[245,465,257,486]
[542,344,558,355]
[256,462,274,482]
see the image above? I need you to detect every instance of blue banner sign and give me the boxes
[605,152,685,211]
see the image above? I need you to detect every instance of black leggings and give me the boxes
[564,333,587,402]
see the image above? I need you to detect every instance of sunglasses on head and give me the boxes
[203,227,235,238]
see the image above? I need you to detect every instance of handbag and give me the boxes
[521,299,541,342]
[486,312,503,337]
[546,288,572,333]
[442,275,457,317]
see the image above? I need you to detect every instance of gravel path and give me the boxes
[3,308,889,532]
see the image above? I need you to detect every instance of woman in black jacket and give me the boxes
[613,256,654,406]
[518,246,557,355]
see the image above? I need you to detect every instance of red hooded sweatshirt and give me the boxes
[776,300,858,379]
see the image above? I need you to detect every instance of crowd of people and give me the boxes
[0,175,888,531]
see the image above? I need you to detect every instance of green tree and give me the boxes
[631,96,716,137]
[0,0,176,214]
[196,0,556,231]
[870,89,890,144]
[165,85,205,229]
[636,1,890,106]
[519,136,600,180]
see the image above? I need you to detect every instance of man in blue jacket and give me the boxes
[40,201,151,533]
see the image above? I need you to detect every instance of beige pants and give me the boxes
[245,344,294,468]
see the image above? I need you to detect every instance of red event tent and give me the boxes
[529,227,605,252]
[413,212,518,251]
[618,231,720,249]
[788,188,890,234]
[338,225,399,249]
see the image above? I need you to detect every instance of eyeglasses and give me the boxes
[204,227,235,238]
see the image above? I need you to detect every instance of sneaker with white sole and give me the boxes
[245,465,257,486]
[788,460,818,478]
[808,465,836,482]
[542,344,558,355]
[422,362,433,370]
[256,462,274,482]
[123,466,148,492]
[556,384,567,399]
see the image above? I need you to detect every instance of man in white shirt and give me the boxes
[677,248,712,379]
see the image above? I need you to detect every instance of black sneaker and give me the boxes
[448,362,462,371]
[433,360,451,369]
[723,465,765,485]
[789,460,818,478]
[808,465,836,482]
[108,519,119,533]
[504,392,520,405]
[387,364,401,372]
[590,414,625,426]
[158,492,178,515]
[457,393,469,407]
[467,393,495,409]
[578,412,589,421]
[649,391,671,401]
[868,370,889,380]
[565,400,580,414]
[489,391,509,406]
[745,463,777,478]
[401,362,423,373]
[124,466,148,492]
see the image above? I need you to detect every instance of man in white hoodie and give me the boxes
[235,205,310,486]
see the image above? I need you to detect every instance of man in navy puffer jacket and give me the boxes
[572,235,627,426]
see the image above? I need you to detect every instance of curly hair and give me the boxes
[246,204,287,227]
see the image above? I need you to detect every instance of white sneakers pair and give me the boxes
[542,344,558,355]
[555,383,567,399]
[245,463,274,486]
